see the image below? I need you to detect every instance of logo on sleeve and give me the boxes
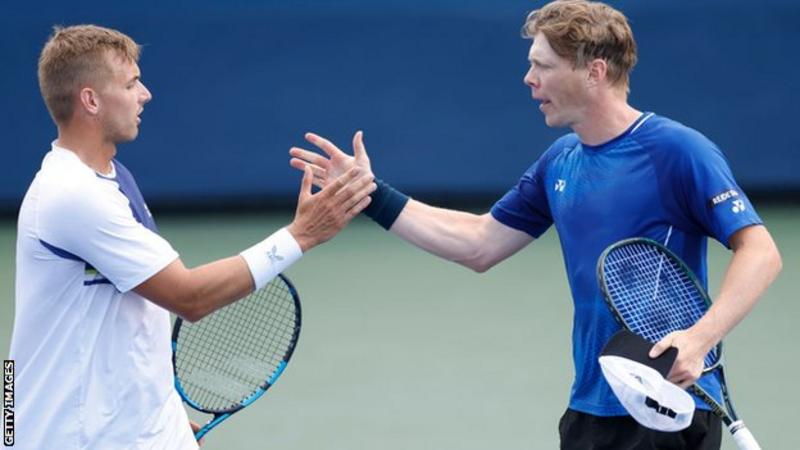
[554,179,567,192]
[708,189,740,210]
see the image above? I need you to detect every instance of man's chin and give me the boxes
[116,130,139,144]
[543,115,562,128]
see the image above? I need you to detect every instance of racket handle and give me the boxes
[729,421,761,450]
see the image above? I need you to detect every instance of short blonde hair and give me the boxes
[38,24,141,125]
[522,0,637,92]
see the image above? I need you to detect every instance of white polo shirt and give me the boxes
[10,143,197,449]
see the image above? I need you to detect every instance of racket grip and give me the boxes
[729,421,761,450]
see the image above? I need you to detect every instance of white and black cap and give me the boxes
[599,329,695,432]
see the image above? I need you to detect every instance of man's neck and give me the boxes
[56,126,116,175]
[572,95,642,147]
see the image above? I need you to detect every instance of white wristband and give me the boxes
[240,227,303,290]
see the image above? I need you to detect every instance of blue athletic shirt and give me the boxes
[490,113,762,416]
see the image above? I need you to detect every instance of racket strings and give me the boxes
[603,243,719,369]
[175,278,299,412]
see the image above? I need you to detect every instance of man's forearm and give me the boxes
[694,225,782,346]
[390,200,489,266]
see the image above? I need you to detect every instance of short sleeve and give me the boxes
[37,180,178,292]
[677,137,762,248]
[491,157,554,238]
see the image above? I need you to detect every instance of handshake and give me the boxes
[285,131,382,253]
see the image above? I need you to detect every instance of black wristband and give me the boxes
[364,178,410,230]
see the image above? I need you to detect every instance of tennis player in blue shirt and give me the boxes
[288,1,782,448]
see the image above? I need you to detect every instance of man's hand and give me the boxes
[649,328,714,388]
[287,165,375,252]
[190,420,204,446]
[289,131,374,189]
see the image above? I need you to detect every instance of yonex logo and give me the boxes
[267,245,284,264]
[732,200,745,213]
[554,179,566,192]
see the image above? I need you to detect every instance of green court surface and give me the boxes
[2,206,798,449]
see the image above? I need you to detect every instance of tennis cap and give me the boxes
[599,329,695,432]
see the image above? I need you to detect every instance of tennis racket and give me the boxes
[597,238,760,450]
[171,273,301,441]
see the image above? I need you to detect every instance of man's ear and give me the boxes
[587,58,608,88]
[78,87,101,116]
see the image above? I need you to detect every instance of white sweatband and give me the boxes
[240,227,303,290]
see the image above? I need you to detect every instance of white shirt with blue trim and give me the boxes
[10,143,197,449]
